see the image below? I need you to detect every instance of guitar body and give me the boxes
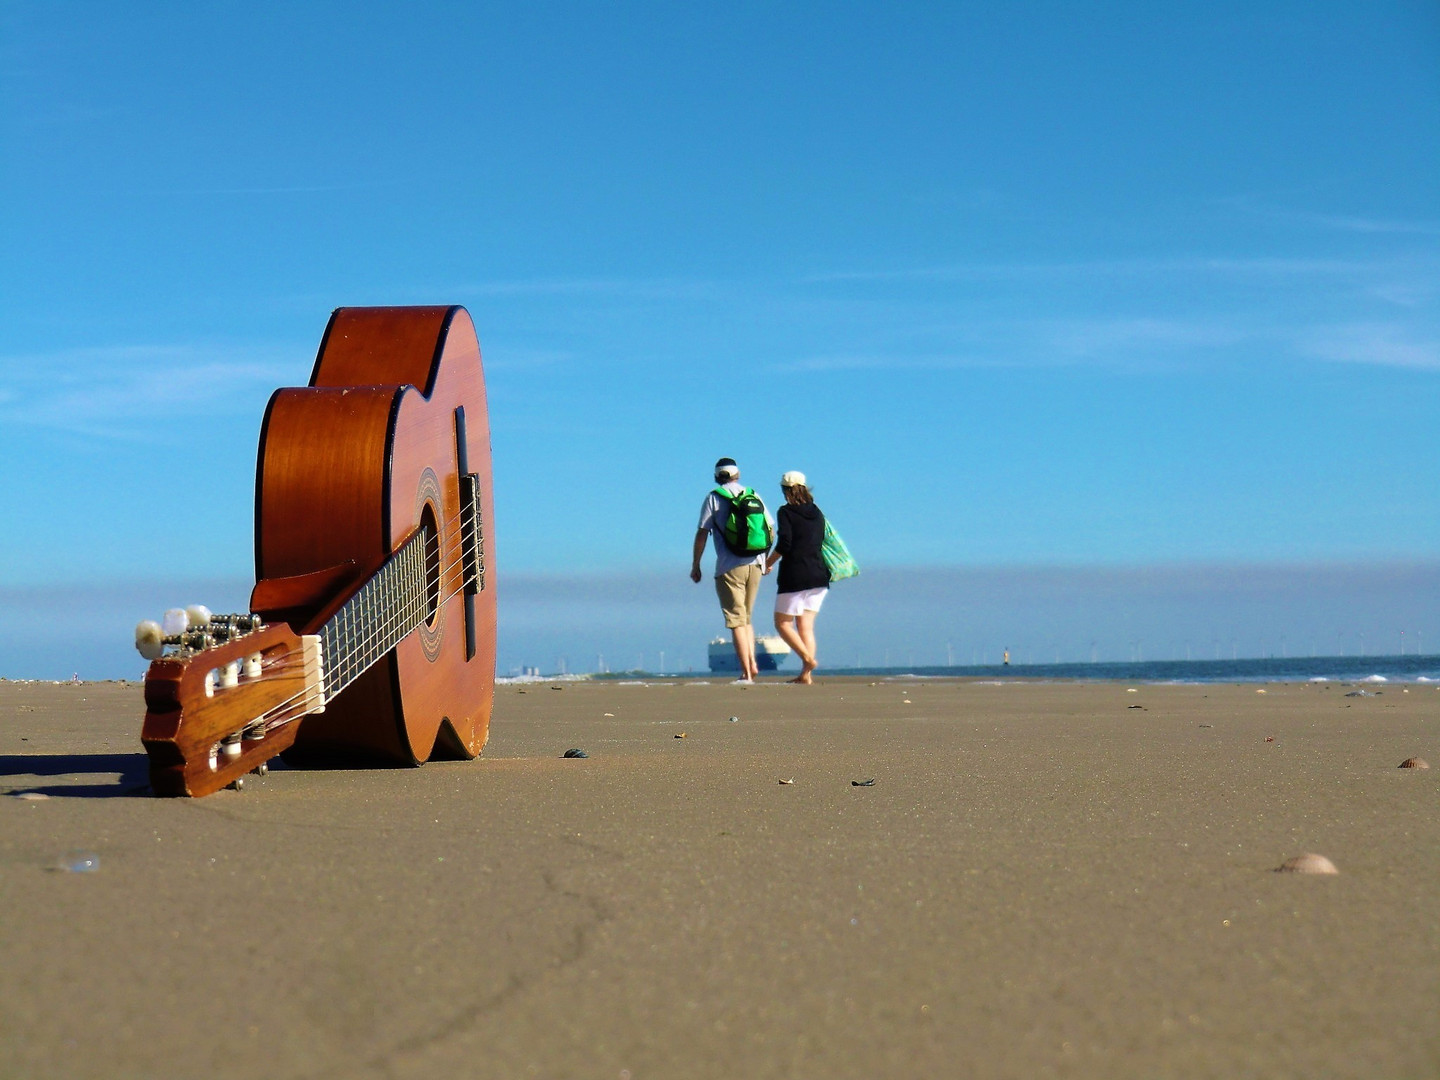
[253,306,496,765]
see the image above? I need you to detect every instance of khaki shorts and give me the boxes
[715,563,762,629]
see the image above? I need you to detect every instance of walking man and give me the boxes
[691,457,774,682]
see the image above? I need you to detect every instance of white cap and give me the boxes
[780,470,806,488]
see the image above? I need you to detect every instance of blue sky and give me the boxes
[2,2,1437,676]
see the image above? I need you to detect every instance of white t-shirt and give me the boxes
[698,482,774,577]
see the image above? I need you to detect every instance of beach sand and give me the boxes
[1,676,1436,1078]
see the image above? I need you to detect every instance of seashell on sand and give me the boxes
[1275,853,1338,875]
[1398,757,1429,769]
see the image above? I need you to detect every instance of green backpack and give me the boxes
[715,487,773,556]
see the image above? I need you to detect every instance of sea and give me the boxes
[574,653,1440,684]
[802,654,1440,684]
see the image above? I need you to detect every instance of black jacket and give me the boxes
[775,502,830,594]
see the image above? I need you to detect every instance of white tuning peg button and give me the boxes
[161,608,188,636]
[186,604,212,629]
[135,620,165,660]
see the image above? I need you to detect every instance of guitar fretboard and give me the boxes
[318,531,437,700]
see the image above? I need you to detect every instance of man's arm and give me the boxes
[764,506,786,574]
[690,528,708,583]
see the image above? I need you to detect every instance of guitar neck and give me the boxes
[318,529,436,700]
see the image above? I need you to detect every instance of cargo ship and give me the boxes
[707,635,793,673]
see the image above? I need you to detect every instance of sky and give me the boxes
[1,1,1437,677]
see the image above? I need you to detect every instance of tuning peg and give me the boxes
[135,620,165,660]
[186,604,212,629]
[161,608,189,636]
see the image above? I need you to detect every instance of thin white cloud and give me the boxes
[1307,213,1440,236]
[775,354,992,373]
[482,346,575,371]
[0,344,297,439]
[437,277,725,302]
[1367,282,1437,308]
[1216,195,1440,237]
[1047,316,1247,357]
[775,316,1254,374]
[1301,325,1440,370]
[801,256,1389,285]
[159,183,403,195]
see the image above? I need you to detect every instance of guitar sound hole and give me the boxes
[419,503,442,628]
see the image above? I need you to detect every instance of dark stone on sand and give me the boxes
[563,748,588,758]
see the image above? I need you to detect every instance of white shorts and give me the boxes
[775,587,828,616]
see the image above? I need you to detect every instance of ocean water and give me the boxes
[824,653,1440,683]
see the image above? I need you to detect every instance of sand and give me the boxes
[1,676,1437,1079]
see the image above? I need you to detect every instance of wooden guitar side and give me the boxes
[253,306,496,765]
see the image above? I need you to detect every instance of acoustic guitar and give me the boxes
[138,306,496,797]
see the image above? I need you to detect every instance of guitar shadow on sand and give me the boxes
[1,753,152,798]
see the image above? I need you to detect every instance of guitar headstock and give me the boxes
[137,610,327,796]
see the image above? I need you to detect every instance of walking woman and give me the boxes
[764,471,829,684]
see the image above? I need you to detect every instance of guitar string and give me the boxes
[246,538,467,731]
[309,495,482,689]
[234,560,454,739]
[195,509,474,701]
[199,497,489,740]
[254,551,483,736]
[161,499,480,757]
[216,493,482,686]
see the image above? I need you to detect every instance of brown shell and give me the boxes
[1398,757,1430,769]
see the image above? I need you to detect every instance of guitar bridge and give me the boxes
[459,472,486,594]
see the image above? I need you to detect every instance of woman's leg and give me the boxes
[773,611,814,678]
[795,610,819,682]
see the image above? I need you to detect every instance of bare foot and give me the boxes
[789,662,817,685]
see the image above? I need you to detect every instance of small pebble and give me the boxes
[1256,689,1267,694]
[851,778,876,787]
[54,852,100,873]
[1275,853,1338,875]
[603,713,614,717]
[674,733,687,739]
[562,748,588,758]
[778,778,795,785]
[1398,757,1429,770]
[728,716,739,722]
